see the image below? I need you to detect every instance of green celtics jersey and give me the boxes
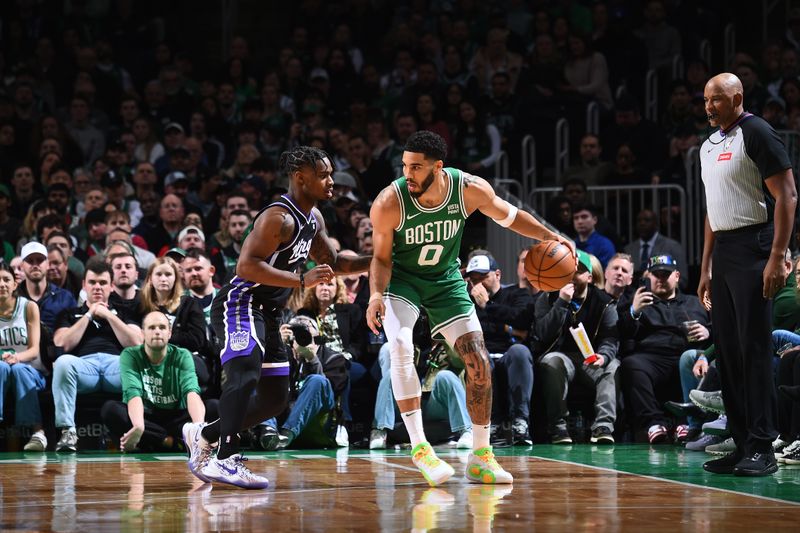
[392,167,468,279]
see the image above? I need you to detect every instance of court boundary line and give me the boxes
[533,455,800,507]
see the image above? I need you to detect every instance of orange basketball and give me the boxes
[524,240,577,291]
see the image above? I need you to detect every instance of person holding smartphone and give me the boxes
[618,255,712,444]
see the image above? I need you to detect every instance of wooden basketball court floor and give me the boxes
[1,444,799,531]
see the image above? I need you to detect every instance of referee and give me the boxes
[698,73,797,476]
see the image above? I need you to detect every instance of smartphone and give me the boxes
[640,277,652,292]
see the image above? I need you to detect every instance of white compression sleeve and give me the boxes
[383,298,422,402]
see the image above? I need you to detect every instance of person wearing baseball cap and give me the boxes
[534,247,620,445]
[621,253,712,445]
[465,254,500,275]
[464,251,536,445]
[177,225,205,252]
[17,241,77,331]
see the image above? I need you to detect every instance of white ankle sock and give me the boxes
[473,424,491,449]
[401,409,426,448]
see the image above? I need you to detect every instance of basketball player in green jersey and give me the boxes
[366,131,575,485]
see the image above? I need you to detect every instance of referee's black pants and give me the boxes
[712,223,778,455]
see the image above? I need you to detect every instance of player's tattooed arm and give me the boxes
[278,211,296,243]
[309,207,372,274]
[454,331,492,423]
[461,172,481,187]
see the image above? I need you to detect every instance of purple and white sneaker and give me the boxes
[201,454,270,489]
[183,422,216,483]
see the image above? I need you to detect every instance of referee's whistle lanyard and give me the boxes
[719,112,754,138]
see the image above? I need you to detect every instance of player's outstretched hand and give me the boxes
[366,298,385,335]
[553,234,576,261]
[304,264,335,288]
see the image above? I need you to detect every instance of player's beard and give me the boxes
[408,169,435,198]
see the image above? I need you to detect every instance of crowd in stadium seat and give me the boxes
[0,1,799,459]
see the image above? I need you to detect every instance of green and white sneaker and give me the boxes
[411,442,455,487]
[465,447,514,484]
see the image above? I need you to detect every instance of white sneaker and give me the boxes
[24,430,47,452]
[201,454,270,489]
[778,440,800,462]
[369,429,387,450]
[465,446,514,484]
[182,422,216,483]
[335,425,349,447]
[55,427,78,452]
[411,442,455,487]
[456,430,474,449]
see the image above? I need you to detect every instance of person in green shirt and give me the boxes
[100,311,216,452]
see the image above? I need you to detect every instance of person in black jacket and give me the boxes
[465,253,536,445]
[534,250,620,445]
[139,256,209,386]
[619,255,711,444]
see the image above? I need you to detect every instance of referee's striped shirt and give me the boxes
[700,113,791,232]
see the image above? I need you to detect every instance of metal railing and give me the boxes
[683,146,703,266]
[586,101,600,135]
[777,130,800,172]
[645,69,658,122]
[672,55,684,80]
[521,135,537,197]
[493,150,509,185]
[723,24,736,69]
[555,118,570,184]
[527,184,688,248]
[490,180,560,277]
[699,40,712,70]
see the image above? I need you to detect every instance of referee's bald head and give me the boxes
[704,72,744,128]
[706,72,743,96]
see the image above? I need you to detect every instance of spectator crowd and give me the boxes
[1,0,800,468]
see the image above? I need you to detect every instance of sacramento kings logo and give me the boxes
[230,330,250,351]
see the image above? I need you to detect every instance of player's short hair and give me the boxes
[279,146,332,176]
[404,131,447,161]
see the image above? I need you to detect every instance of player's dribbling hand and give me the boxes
[366,299,385,335]
[304,265,335,289]
[552,234,577,265]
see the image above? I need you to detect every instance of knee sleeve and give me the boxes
[389,327,421,401]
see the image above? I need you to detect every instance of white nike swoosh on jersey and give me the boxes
[407,213,421,220]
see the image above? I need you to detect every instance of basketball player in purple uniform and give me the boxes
[183,146,370,488]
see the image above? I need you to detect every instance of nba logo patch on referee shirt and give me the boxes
[718,152,732,161]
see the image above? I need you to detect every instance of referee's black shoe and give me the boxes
[703,451,743,474]
[733,452,778,477]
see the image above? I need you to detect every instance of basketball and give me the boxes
[524,240,577,291]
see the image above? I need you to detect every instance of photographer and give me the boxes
[260,315,350,450]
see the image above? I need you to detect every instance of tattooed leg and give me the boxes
[454,331,492,425]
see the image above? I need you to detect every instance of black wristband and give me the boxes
[299,271,304,290]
